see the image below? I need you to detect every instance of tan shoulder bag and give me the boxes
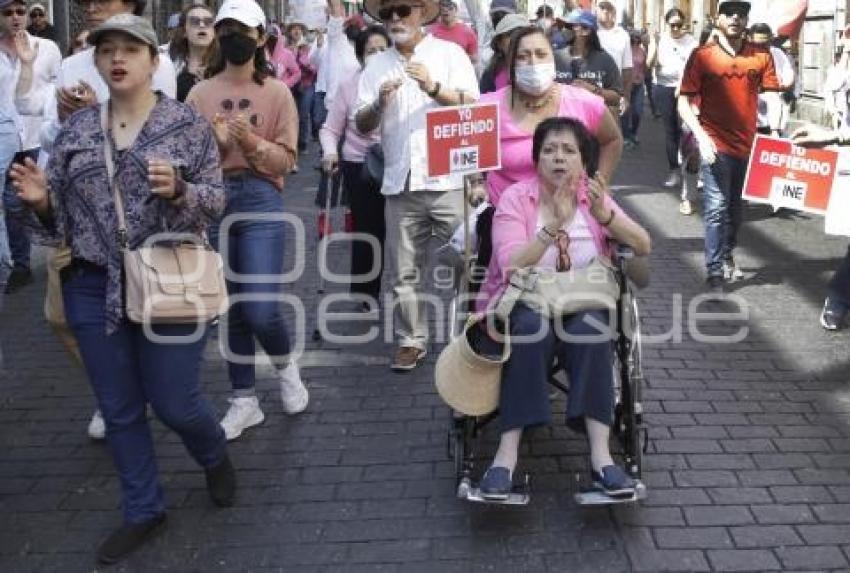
[101,103,228,324]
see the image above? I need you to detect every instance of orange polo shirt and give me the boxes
[680,41,781,159]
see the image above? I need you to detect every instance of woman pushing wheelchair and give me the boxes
[467,117,651,501]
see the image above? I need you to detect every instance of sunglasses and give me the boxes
[2,8,27,17]
[378,4,420,20]
[188,15,214,27]
[555,231,572,272]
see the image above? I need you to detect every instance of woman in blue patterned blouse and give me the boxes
[11,15,234,565]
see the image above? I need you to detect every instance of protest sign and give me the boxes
[742,135,839,215]
[291,0,327,29]
[426,103,500,178]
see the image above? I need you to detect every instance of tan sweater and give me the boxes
[187,75,297,189]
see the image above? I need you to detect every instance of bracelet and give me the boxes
[600,209,616,227]
[170,177,187,202]
[540,225,557,238]
[427,81,441,98]
[536,228,556,245]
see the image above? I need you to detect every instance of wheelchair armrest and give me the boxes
[612,244,650,290]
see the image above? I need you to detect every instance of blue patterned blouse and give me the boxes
[28,94,224,333]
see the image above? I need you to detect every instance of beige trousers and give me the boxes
[384,189,464,350]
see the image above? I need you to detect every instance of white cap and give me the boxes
[215,0,267,29]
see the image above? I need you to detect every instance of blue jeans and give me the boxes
[483,304,615,433]
[701,152,749,276]
[3,179,31,270]
[621,82,645,142]
[209,173,292,391]
[828,246,850,308]
[312,91,327,139]
[62,265,225,523]
[0,118,19,279]
[296,84,315,149]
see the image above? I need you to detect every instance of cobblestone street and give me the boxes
[2,116,850,572]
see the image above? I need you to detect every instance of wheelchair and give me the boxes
[441,198,649,507]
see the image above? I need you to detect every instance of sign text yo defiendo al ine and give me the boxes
[426,103,501,178]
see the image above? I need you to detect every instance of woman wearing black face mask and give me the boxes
[187,0,308,442]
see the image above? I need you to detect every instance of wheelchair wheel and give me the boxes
[448,413,473,488]
[614,292,646,479]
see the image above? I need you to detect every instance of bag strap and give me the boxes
[100,102,129,250]
[493,268,537,322]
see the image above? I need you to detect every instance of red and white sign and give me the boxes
[742,135,839,215]
[426,103,500,178]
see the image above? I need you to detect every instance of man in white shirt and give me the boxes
[1,0,60,295]
[356,0,479,371]
[595,1,632,113]
[0,0,41,291]
[41,0,175,148]
[750,23,795,136]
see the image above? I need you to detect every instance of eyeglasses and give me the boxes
[188,16,214,27]
[378,4,420,20]
[555,231,572,272]
[2,8,27,17]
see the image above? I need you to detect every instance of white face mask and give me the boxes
[514,62,556,96]
[389,25,413,45]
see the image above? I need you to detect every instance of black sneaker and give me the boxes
[97,514,166,564]
[706,274,725,294]
[205,454,236,507]
[4,267,32,294]
[820,298,848,331]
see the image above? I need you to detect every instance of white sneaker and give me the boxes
[87,410,106,440]
[220,396,265,441]
[279,362,308,414]
[722,258,744,282]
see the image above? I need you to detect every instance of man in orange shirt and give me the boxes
[678,0,781,292]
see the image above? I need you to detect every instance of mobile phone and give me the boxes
[5,148,39,183]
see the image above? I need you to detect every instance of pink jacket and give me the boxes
[319,70,380,163]
[270,43,301,89]
[477,178,627,311]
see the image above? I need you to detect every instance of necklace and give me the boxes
[522,90,554,110]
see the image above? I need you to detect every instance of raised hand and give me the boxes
[10,158,48,214]
[14,31,37,65]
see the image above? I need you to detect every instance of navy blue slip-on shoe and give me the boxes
[591,465,637,497]
[479,466,512,500]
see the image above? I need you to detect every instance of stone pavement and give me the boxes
[2,114,850,573]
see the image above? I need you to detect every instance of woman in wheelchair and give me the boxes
[476,117,651,500]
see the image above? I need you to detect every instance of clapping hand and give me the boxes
[14,31,37,65]
[147,159,177,200]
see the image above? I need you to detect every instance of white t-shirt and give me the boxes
[356,34,479,196]
[757,46,795,129]
[597,25,633,73]
[655,34,698,87]
[6,34,62,151]
[40,47,176,151]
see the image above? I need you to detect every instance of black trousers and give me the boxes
[655,84,681,170]
[342,160,386,300]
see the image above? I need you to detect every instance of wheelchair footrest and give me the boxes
[457,477,531,506]
[574,480,647,506]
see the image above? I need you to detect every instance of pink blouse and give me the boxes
[480,84,606,207]
[319,69,380,163]
[476,178,628,311]
[270,43,301,89]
